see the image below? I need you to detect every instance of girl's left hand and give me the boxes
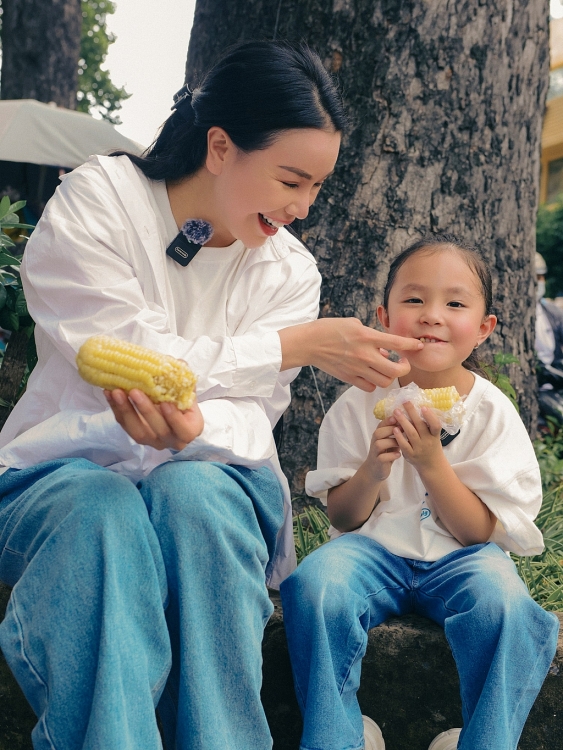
[105,388,204,451]
[392,402,443,469]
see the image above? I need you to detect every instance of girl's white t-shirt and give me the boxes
[305,373,544,560]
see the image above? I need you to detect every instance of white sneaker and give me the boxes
[362,715,385,750]
[428,728,462,750]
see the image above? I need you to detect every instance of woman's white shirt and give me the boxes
[0,154,322,585]
[305,374,544,559]
[147,175,249,342]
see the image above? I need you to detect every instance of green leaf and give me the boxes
[15,290,28,317]
[0,233,16,249]
[0,195,11,220]
[8,200,26,213]
[0,250,21,266]
[0,308,19,331]
[0,222,35,230]
[3,285,17,310]
[1,212,19,225]
[493,352,519,366]
[21,323,35,339]
[26,329,37,372]
[0,283,6,310]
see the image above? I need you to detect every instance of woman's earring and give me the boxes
[473,343,479,350]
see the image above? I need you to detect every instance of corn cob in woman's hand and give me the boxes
[77,335,197,411]
[373,386,461,420]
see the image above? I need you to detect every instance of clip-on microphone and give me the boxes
[166,219,214,267]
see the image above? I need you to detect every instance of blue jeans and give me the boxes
[0,457,285,750]
[280,534,559,750]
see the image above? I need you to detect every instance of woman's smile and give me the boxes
[212,127,341,248]
[258,213,288,235]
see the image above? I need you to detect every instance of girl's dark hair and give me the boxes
[111,40,347,182]
[382,233,493,376]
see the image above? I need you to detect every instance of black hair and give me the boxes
[382,233,493,376]
[111,40,347,182]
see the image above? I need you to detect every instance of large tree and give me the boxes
[0,0,128,120]
[77,0,130,124]
[0,0,82,108]
[191,1,549,494]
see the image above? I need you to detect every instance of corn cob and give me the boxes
[373,386,460,420]
[76,335,197,411]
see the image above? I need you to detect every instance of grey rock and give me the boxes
[263,591,563,750]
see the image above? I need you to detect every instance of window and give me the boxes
[547,157,563,203]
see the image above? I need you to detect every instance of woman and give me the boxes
[0,41,422,750]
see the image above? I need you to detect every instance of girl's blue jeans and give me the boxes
[280,534,559,750]
[0,457,285,750]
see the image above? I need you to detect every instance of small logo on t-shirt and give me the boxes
[420,508,431,520]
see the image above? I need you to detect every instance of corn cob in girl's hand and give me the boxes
[373,386,460,419]
[76,335,197,411]
[373,383,465,434]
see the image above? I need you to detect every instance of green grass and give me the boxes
[293,502,331,563]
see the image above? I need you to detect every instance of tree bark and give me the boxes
[186,0,550,494]
[1,0,82,108]
[0,330,28,432]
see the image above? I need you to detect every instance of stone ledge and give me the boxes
[262,591,563,750]
[0,584,561,749]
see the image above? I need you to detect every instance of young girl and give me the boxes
[0,41,424,750]
[280,234,559,750]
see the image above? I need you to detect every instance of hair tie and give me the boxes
[172,83,195,122]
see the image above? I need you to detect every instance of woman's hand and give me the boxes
[278,317,423,391]
[105,388,204,451]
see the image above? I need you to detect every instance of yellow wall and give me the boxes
[540,18,563,204]
[541,96,563,204]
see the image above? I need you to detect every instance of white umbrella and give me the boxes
[0,99,144,169]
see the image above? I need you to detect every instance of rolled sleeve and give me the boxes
[229,330,282,398]
[169,397,276,466]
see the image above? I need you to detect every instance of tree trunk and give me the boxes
[0,329,28,431]
[1,0,82,108]
[186,0,550,495]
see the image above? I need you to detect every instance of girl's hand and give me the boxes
[279,318,424,391]
[392,402,443,470]
[366,415,402,481]
[105,388,204,451]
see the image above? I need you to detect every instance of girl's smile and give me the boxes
[377,249,497,393]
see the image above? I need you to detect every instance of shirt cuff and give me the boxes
[229,331,281,398]
[305,467,357,505]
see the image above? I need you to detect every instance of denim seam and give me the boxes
[337,619,368,698]
[10,589,58,750]
[284,597,307,710]
[299,741,363,750]
[3,546,23,556]
[508,619,559,738]
[336,585,402,696]
[365,583,403,606]
[151,659,172,700]
[443,621,470,720]
[415,588,460,617]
